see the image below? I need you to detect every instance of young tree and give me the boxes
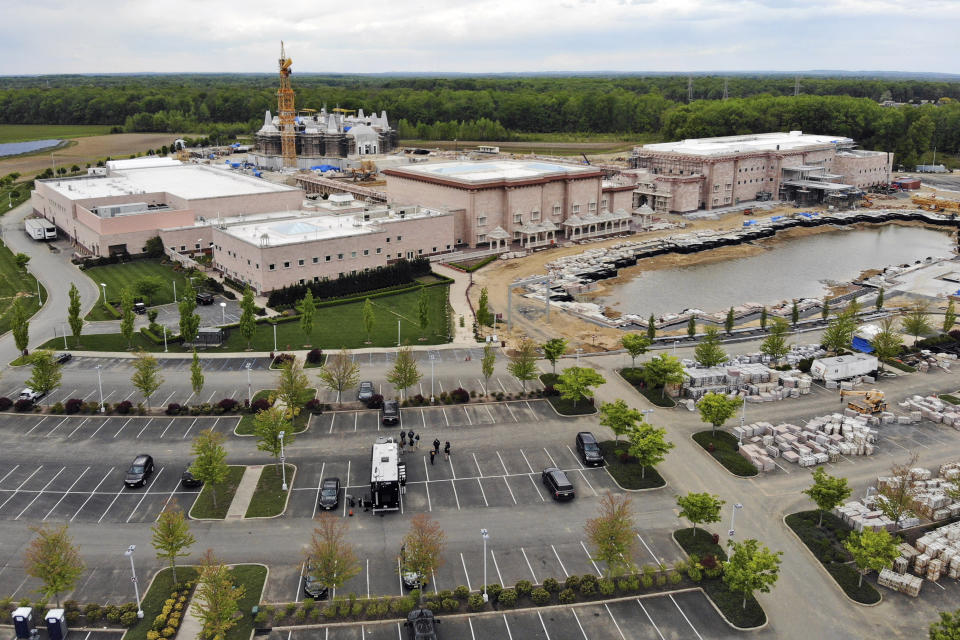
[254,406,293,470]
[190,349,204,398]
[476,287,492,326]
[178,279,200,344]
[189,429,229,508]
[305,514,362,594]
[803,467,852,527]
[694,326,727,367]
[871,316,904,371]
[239,286,257,349]
[628,422,674,479]
[362,298,375,343]
[641,353,685,399]
[875,287,884,311]
[506,337,539,391]
[402,513,446,603]
[541,337,568,374]
[621,333,651,368]
[930,608,960,640]
[11,297,29,355]
[298,289,315,346]
[554,366,606,407]
[151,506,195,584]
[194,550,245,640]
[676,492,724,534]
[599,399,642,443]
[877,452,919,529]
[821,299,830,321]
[822,307,857,353]
[26,350,62,406]
[945,299,957,334]
[724,539,782,610]
[760,318,791,362]
[698,391,743,436]
[791,299,799,326]
[759,306,768,330]
[317,348,360,406]
[585,493,636,577]
[724,307,735,334]
[480,342,496,394]
[416,287,430,339]
[386,346,422,399]
[276,358,310,419]
[687,316,696,338]
[131,351,164,409]
[120,287,135,348]
[67,282,83,344]
[24,524,85,607]
[646,314,656,342]
[14,252,30,270]
[134,275,164,305]
[902,301,933,344]
[844,528,900,588]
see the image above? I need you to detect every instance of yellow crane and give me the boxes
[277,42,296,169]
[839,389,887,415]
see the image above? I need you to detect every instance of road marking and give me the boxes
[463,406,472,425]
[441,407,449,427]
[329,413,336,434]
[477,378,487,395]
[44,417,70,438]
[520,449,535,473]
[97,489,125,523]
[420,409,426,429]
[206,390,217,404]
[502,614,514,640]
[503,402,518,422]
[16,467,65,519]
[355,412,358,432]
[24,417,48,436]
[467,618,476,640]
[497,378,508,393]
[571,608,589,639]
[159,418,177,438]
[473,453,483,477]
[551,544,569,577]
[636,533,659,563]
[637,600,665,640]
[312,461,325,518]
[450,480,461,510]
[670,594,705,640]
[67,418,91,439]
[578,470,598,496]
[127,468,164,523]
[525,401,540,421]
[580,540,602,576]
[159,391,176,407]
[71,469,112,521]
[483,404,495,424]
[496,451,510,475]
[136,418,155,438]
[342,461,351,518]
[87,417,110,439]
[397,558,404,595]
[0,465,20,486]
[543,447,559,468]
[520,547,538,583]
[181,417,201,439]
[0,466,42,511]
[43,467,89,520]
[460,552,472,590]
[529,474,546,501]
[605,603,627,640]
[490,549,504,585]
[182,392,195,407]
[502,476,517,504]
[566,445,586,469]
[423,458,432,511]
[476,477,488,507]
[113,418,133,438]
[431,569,439,595]
[537,611,552,639]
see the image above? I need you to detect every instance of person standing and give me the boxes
[444,441,451,461]
[433,438,441,454]
[407,430,415,451]
[429,449,436,465]
[414,433,420,449]
[400,431,407,449]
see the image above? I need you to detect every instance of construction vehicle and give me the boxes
[839,389,887,415]
[581,153,591,166]
[913,194,960,212]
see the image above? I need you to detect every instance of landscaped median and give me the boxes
[598,440,665,490]
[235,389,319,435]
[692,430,758,477]
[618,367,677,408]
[539,373,598,416]
[189,466,246,520]
[245,464,295,518]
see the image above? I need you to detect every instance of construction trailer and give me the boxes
[24,218,56,240]
[370,436,406,513]
[810,354,879,382]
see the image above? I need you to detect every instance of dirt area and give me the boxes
[0,133,189,177]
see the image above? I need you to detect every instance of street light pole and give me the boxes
[273,323,277,352]
[100,283,107,306]
[172,280,177,302]
[729,503,743,537]
[397,319,401,347]
[738,399,746,444]
[576,347,583,364]
[220,301,226,324]
[430,354,436,404]
[245,362,252,405]
[36,278,42,305]
[97,364,104,413]
[279,430,288,491]
[163,326,168,353]
[481,528,490,602]
[62,324,68,350]
[124,545,144,618]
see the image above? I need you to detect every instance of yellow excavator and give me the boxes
[839,389,887,415]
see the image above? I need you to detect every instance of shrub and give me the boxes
[484,583,502,603]
[450,387,470,404]
[514,580,532,597]
[441,598,459,612]
[530,588,551,606]
[687,565,703,581]
[306,349,324,364]
[250,397,272,412]
[468,593,485,612]
[670,571,683,585]
[579,579,596,597]
[120,611,139,627]
[105,606,122,623]
[146,632,160,640]
[0,397,11,411]
[50,401,64,414]
[558,588,576,604]
[253,611,269,625]
[161,627,175,638]
[218,398,239,412]
[497,588,517,608]
[272,353,295,368]
[454,585,470,600]
[408,589,420,604]
[367,394,384,410]
[166,403,181,415]
[564,575,581,591]
[598,578,615,596]
[116,400,132,415]
[64,398,82,414]
[641,574,654,589]
[83,604,102,622]
[304,398,323,414]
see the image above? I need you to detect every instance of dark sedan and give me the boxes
[317,477,340,510]
[125,454,155,488]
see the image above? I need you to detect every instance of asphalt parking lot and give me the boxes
[314,400,554,434]
[0,414,237,442]
[150,296,241,331]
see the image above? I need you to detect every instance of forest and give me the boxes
[1,74,958,165]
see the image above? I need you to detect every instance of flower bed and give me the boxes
[692,431,758,477]
[124,567,198,640]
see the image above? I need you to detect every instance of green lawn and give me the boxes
[539,373,598,416]
[598,440,666,489]
[124,566,198,640]
[0,240,44,335]
[226,565,267,640]
[692,430,758,477]
[84,302,119,322]
[40,332,163,352]
[235,388,316,435]
[0,180,34,210]
[245,464,294,518]
[0,124,115,143]
[189,465,245,519]
[82,258,192,307]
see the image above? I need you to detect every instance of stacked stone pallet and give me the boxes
[904,521,960,585]
[833,500,896,532]
[878,568,923,597]
[682,362,811,402]
[898,395,960,429]
[877,465,960,522]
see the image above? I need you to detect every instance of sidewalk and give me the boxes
[431,263,475,343]
[225,465,262,520]
[178,596,205,640]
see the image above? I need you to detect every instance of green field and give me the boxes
[0,124,114,144]
[83,258,192,308]
[0,240,44,336]
[189,465,246,519]
[245,464,294,518]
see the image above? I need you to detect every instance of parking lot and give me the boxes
[0,414,237,441]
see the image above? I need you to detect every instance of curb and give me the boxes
[780,513,883,607]
[687,433,757,480]
[243,463,297,520]
[188,465,247,521]
[601,464,668,493]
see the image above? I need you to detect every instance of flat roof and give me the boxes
[43,162,298,201]
[385,160,597,184]
[642,131,854,157]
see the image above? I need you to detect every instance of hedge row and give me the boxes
[0,597,139,628]
[267,258,432,307]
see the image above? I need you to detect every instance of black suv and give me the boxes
[382,400,400,425]
[181,467,203,488]
[54,352,72,364]
[317,477,340,510]
[575,431,604,466]
[125,454,155,488]
[404,608,440,639]
[302,565,329,600]
[542,467,575,501]
[196,292,214,305]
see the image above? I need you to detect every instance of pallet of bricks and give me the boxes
[898,395,960,429]
[878,462,960,522]
[682,363,811,402]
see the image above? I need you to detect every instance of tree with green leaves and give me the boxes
[24,524,85,607]
[151,506,195,584]
[695,326,727,367]
[821,299,830,321]
[276,358,311,420]
[877,452,919,530]
[178,279,200,344]
[541,337,568,374]
[362,298,375,343]
[871,317,904,371]
[844,528,900,587]
[554,366,606,407]
[687,316,696,338]
[317,348,360,406]
[822,307,858,353]
[791,299,799,326]
[677,492,723,535]
[481,342,496,395]
[67,282,83,344]
[945,299,957,334]
[416,287,430,339]
[759,306,767,330]
[646,314,656,342]
[26,350,62,406]
[11,297,29,355]
[190,349,204,398]
[386,346,422,399]
[306,514,362,595]
[298,289,315,345]
[642,353,685,399]
[628,421,674,478]
[402,513,446,603]
[134,275,164,305]
[194,550,245,640]
[621,333,651,368]
[585,493,636,577]
[760,318,791,362]
[144,235,164,258]
[131,351,163,409]
[875,287,884,311]
[902,301,933,345]
[477,287,493,326]
[724,307,735,334]
[724,539,782,610]
[254,405,292,469]
[698,391,743,436]
[239,286,257,349]
[599,399,642,443]
[120,287,135,348]
[507,337,538,391]
[14,252,30,270]
[189,429,229,508]
[803,467,852,527]
[930,608,960,640]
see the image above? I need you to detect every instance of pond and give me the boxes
[599,225,956,317]
[0,139,63,158]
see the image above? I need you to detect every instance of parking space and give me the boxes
[0,414,238,442]
[55,355,273,373]
[0,462,199,523]
[150,297,241,331]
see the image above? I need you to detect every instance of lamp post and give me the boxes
[62,324,68,350]
[124,545,144,619]
[220,301,226,324]
[172,279,177,302]
[729,502,743,537]
[100,283,107,306]
[245,362,252,405]
[738,398,746,444]
[481,528,490,602]
[273,323,278,352]
[279,430,288,491]
[397,319,401,347]
[429,353,436,404]
[36,278,42,305]
[576,347,583,364]
[97,364,104,413]
[163,326,168,353]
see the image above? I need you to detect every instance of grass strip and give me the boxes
[226,565,268,640]
[598,440,665,489]
[245,464,293,518]
[189,465,245,519]
[692,430,758,477]
[539,373,597,416]
[619,368,677,407]
[124,566,198,640]
[235,389,316,435]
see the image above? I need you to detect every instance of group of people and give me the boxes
[399,429,451,464]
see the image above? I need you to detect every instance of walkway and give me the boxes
[225,465,262,520]
[431,262,475,343]
[178,595,204,640]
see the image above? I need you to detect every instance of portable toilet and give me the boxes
[45,609,67,640]
[12,606,33,639]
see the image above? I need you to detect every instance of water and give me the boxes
[600,225,955,317]
[0,139,63,158]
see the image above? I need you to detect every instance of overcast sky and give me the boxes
[1,0,958,75]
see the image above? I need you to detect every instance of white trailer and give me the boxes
[810,354,879,382]
[24,218,56,241]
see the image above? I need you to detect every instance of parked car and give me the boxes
[125,454,155,488]
[401,567,423,589]
[133,302,147,315]
[541,467,575,501]
[196,292,214,305]
[18,388,43,402]
[302,565,329,600]
[317,477,340,510]
[54,352,72,364]
[404,608,440,639]
[382,400,400,425]
[575,431,604,466]
[180,467,203,488]
[358,381,375,402]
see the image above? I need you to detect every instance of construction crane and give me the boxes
[332,107,356,115]
[277,42,296,169]
[839,389,887,415]
[581,153,591,166]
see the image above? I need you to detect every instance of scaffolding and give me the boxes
[277,42,296,169]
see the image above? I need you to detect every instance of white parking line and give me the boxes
[497,378,508,393]
[450,480,460,510]
[483,404,495,424]
[463,406,472,425]
[0,465,20,486]
[503,402,518,422]
[502,476,517,504]
[537,611,552,639]
[637,600,665,640]
[159,419,178,438]
[520,449,535,473]
[521,547,538,583]
[605,603,628,640]
[355,412,358,432]
[441,407,449,427]
[113,417,133,438]
[420,408,426,429]
[396,558,404,595]
[543,447,559,468]
[566,445,586,469]
[136,418,155,438]
[87,417,110,439]
[43,467,89,520]
[44,417,70,438]
[496,451,510,475]
[670,594,705,640]
[578,470,598,496]
[24,417,48,436]
[206,390,217,404]
[473,453,484,477]
[181,417,201,439]
[460,552,472,591]
[159,391,176,407]
[423,458,432,511]
[16,467,65,519]
[476,477,488,507]
[525,401,541,421]
[551,544,569,577]
[529,475,545,501]
[329,413,336,434]
[571,608,589,640]
[0,466,42,511]
[97,489,125,523]
[72,469,112,521]
[502,614,514,640]
[467,618,477,640]
[490,549,504,585]
[127,468,164,523]
[580,540,602,576]
[312,462,326,518]
[636,533,659,563]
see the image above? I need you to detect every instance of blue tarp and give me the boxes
[208,154,215,159]
[852,336,874,353]
[743,220,755,227]
[310,164,339,172]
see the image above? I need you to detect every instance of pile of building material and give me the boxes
[876,462,960,522]
[682,363,812,401]
[834,500,896,532]
[899,395,960,429]
[878,568,923,597]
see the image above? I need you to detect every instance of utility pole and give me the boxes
[722,77,728,100]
